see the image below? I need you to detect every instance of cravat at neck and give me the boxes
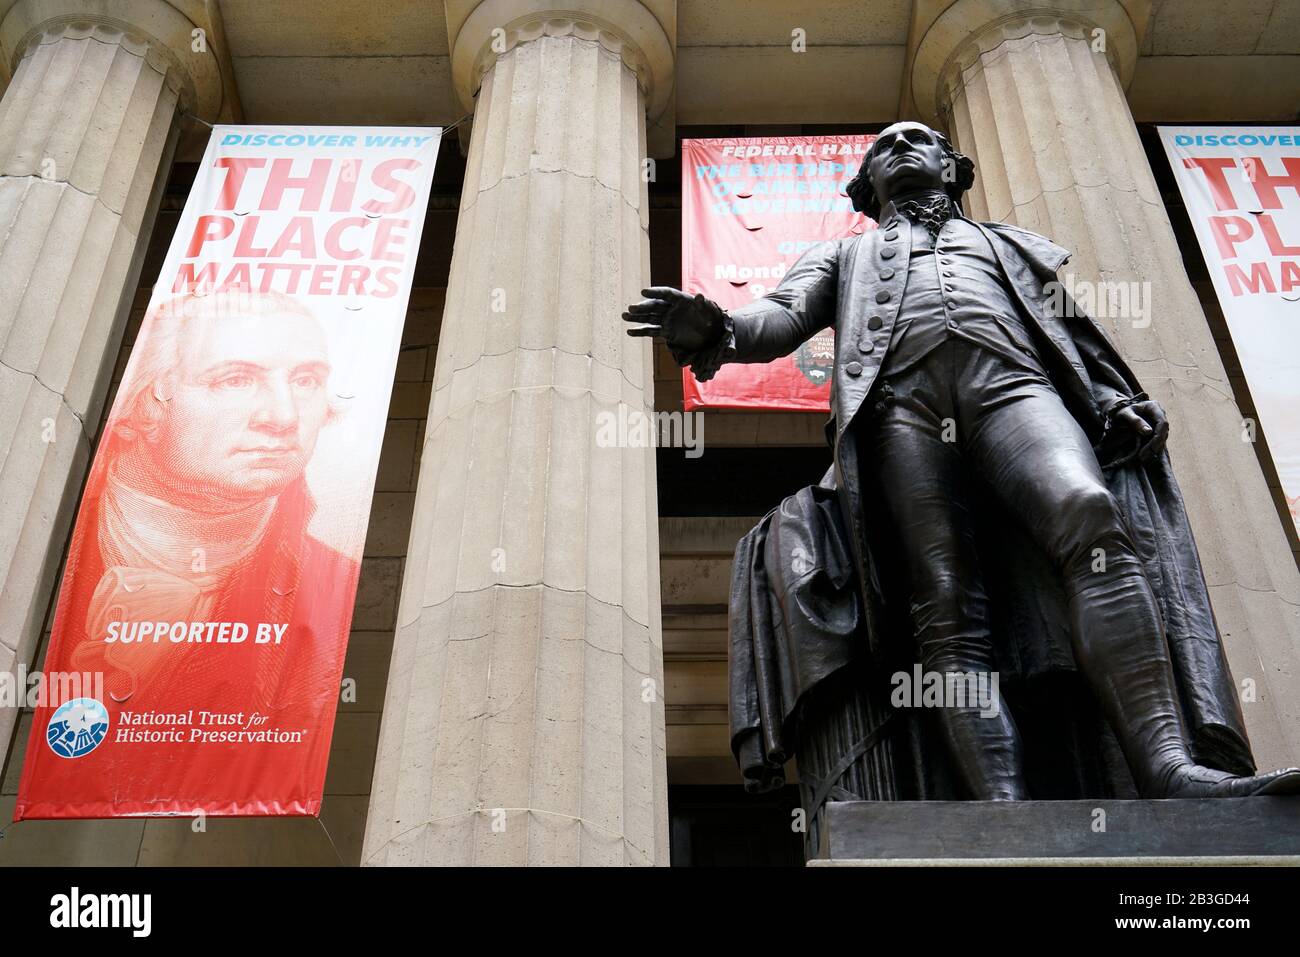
[891,190,954,237]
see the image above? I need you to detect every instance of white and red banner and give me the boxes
[1159,127,1300,535]
[15,126,441,819]
[680,135,874,411]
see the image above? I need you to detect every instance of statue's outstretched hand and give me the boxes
[1112,399,1169,462]
[622,286,726,357]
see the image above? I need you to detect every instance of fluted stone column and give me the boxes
[362,1,673,865]
[911,0,1300,769]
[0,1,223,755]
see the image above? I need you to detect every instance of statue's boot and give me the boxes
[1068,558,1300,799]
[935,697,1028,801]
[1157,765,1300,798]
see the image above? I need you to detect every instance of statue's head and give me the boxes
[846,121,975,221]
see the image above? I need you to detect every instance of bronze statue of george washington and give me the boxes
[624,121,1300,841]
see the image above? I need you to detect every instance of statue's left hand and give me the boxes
[1112,399,1169,462]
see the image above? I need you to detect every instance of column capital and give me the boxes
[908,0,1141,126]
[0,0,229,121]
[447,0,674,122]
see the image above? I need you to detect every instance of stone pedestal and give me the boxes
[0,1,223,760]
[362,3,673,866]
[814,799,1300,865]
[909,0,1300,772]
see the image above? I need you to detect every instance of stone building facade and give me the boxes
[0,0,1297,865]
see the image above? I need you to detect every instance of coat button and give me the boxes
[884,231,899,241]
[846,361,864,377]
[880,268,895,281]
[880,247,896,259]
[876,290,891,304]
[859,340,875,354]
[867,316,883,330]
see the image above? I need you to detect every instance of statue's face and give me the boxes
[866,122,949,204]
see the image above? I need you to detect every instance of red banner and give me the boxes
[15,126,440,819]
[680,135,875,411]
[1158,127,1300,536]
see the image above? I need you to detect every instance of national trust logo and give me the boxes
[46,697,110,759]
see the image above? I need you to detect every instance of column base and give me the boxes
[812,798,1300,865]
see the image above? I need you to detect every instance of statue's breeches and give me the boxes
[851,337,1188,797]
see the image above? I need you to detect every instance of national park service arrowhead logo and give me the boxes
[795,328,836,386]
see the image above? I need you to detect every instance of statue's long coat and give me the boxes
[725,215,1256,797]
